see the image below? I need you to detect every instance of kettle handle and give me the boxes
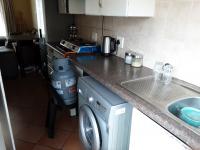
[110,38,119,53]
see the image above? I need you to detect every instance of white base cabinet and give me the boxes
[129,108,191,150]
[85,0,155,17]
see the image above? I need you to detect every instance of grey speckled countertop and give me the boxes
[70,54,200,150]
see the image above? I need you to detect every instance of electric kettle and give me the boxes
[102,36,119,56]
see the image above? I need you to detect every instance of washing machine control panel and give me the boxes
[96,101,106,111]
[88,96,107,113]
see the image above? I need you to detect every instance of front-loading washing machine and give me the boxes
[77,76,132,150]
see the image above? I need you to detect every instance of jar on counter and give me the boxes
[125,51,133,64]
[131,52,143,67]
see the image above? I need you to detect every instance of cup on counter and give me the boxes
[153,62,164,81]
[162,63,173,84]
[153,62,173,84]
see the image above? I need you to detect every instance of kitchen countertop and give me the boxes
[69,54,200,150]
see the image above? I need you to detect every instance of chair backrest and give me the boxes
[0,39,6,47]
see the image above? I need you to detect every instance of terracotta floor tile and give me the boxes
[63,133,85,150]
[32,145,57,150]
[29,109,47,127]
[14,108,37,124]
[16,126,45,143]
[38,130,71,149]
[56,110,72,121]
[56,116,79,132]
[5,74,82,150]
[15,139,35,150]
[11,119,29,137]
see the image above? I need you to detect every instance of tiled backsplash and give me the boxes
[75,0,200,86]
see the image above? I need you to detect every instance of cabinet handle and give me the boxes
[99,0,102,8]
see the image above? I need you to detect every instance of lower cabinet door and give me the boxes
[129,108,191,150]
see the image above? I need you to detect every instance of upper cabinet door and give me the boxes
[101,0,129,16]
[68,0,85,14]
[58,0,85,14]
[85,0,102,15]
[127,0,155,17]
[85,0,155,17]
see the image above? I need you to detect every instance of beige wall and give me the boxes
[75,0,200,87]
[30,0,38,29]
[13,0,34,32]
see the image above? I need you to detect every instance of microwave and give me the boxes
[58,0,85,14]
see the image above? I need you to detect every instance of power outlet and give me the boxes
[117,36,124,49]
[91,32,98,42]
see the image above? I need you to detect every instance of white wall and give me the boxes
[75,0,200,87]
[30,0,38,29]
[13,0,34,32]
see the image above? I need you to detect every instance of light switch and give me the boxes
[92,32,98,42]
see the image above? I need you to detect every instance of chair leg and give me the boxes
[76,101,79,116]
[47,99,57,138]
[19,65,25,77]
[45,99,51,128]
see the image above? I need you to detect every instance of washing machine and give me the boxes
[77,76,132,150]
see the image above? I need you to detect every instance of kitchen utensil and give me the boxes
[68,24,77,40]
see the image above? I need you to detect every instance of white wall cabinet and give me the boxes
[85,0,155,17]
[129,108,192,150]
[58,0,85,14]
[85,0,102,15]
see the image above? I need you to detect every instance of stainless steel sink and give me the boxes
[121,76,199,107]
[168,97,200,122]
[121,76,200,135]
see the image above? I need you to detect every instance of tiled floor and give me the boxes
[4,73,84,150]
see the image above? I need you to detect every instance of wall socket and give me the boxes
[91,32,98,42]
[117,36,124,49]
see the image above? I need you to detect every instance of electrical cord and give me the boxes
[102,16,104,42]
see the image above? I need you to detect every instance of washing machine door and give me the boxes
[79,105,101,150]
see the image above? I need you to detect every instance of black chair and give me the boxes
[0,39,6,46]
[15,41,41,76]
[0,47,18,79]
[45,84,78,138]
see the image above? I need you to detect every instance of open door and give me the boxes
[0,70,15,150]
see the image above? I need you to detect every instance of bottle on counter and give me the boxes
[125,51,133,64]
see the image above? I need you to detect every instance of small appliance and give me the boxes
[78,76,132,150]
[60,39,100,54]
[102,36,119,56]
